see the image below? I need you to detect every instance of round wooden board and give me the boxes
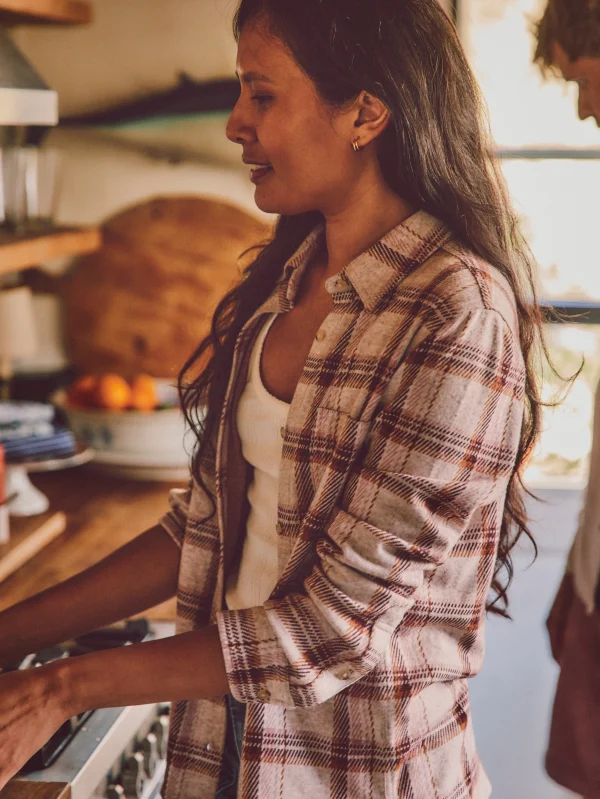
[62,196,272,378]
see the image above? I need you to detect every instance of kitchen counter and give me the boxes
[0,466,184,620]
[2,784,70,799]
[1,467,185,799]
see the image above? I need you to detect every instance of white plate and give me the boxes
[10,443,94,473]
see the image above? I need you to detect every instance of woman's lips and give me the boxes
[249,164,274,183]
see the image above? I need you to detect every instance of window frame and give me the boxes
[454,0,600,322]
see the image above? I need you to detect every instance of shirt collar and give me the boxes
[342,211,452,311]
[261,210,452,315]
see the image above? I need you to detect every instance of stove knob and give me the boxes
[106,785,126,799]
[139,732,159,778]
[150,716,169,759]
[120,752,146,798]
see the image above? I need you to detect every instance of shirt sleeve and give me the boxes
[216,309,526,708]
[159,481,193,549]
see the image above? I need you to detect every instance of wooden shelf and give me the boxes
[0,0,92,25]
[0,225,101,274]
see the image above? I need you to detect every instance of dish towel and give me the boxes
[0,401,76,462]
[2,428,77,462]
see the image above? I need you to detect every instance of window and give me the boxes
[458,0,600,487]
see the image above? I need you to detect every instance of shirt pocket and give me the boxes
[306,406,371,520]
[309,404,369,463]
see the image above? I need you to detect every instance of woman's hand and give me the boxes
[0,624,229,793]
[0,663,71,791]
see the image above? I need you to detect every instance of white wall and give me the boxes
[13,0,262,242]
[15,0,239,117]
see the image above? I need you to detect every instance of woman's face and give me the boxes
[226,18,364,216]
[552,42,600,126]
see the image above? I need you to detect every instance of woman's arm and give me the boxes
[0,625,228,791]
[66,625,229,709]
[0,523,181,667]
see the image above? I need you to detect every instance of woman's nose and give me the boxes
[226,100,255,145]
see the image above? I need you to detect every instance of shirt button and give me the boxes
[280,426,286,438]
[336,667,353,681]
[315,329,326,342]
[257,687,271,702]
[276,523,283,534]
[204,742,212,752]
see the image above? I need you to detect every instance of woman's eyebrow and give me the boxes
[236,70,274,84]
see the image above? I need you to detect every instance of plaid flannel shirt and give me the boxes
[160,211,525,799]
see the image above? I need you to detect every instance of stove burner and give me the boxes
[5,619,152,772]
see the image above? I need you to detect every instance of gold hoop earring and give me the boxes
[352,139,363,152]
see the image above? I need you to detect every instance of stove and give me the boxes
[7,620,175,799]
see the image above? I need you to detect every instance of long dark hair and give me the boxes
[179,0,557,617]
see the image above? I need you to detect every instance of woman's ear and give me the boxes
[353,90,391,143]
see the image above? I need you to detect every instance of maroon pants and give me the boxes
[545,574,600,798]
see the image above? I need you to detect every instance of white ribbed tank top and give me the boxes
[225,314,291,611]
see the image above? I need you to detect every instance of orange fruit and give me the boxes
[129,374,158,411]
[67,375,99,408]
[95,374,132,410]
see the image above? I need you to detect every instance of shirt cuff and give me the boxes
[217,605,293,705]
[216,604,367,708]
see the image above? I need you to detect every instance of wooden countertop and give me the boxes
[0,466,184,620]
[0,467,185,799]
[2,783,70,799]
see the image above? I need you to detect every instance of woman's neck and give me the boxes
[319,180,416,279]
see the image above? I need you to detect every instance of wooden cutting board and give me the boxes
[62,196,272,378]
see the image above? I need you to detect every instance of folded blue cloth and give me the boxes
[0,402,56,443]
[0,401,54,425]
[0,420,55,442]
[4,428,77,463]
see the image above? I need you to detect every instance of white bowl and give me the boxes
[52,388,192,471]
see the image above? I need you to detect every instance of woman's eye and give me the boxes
[251,95,273,107]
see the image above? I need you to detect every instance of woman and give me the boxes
[0,1,544,797]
